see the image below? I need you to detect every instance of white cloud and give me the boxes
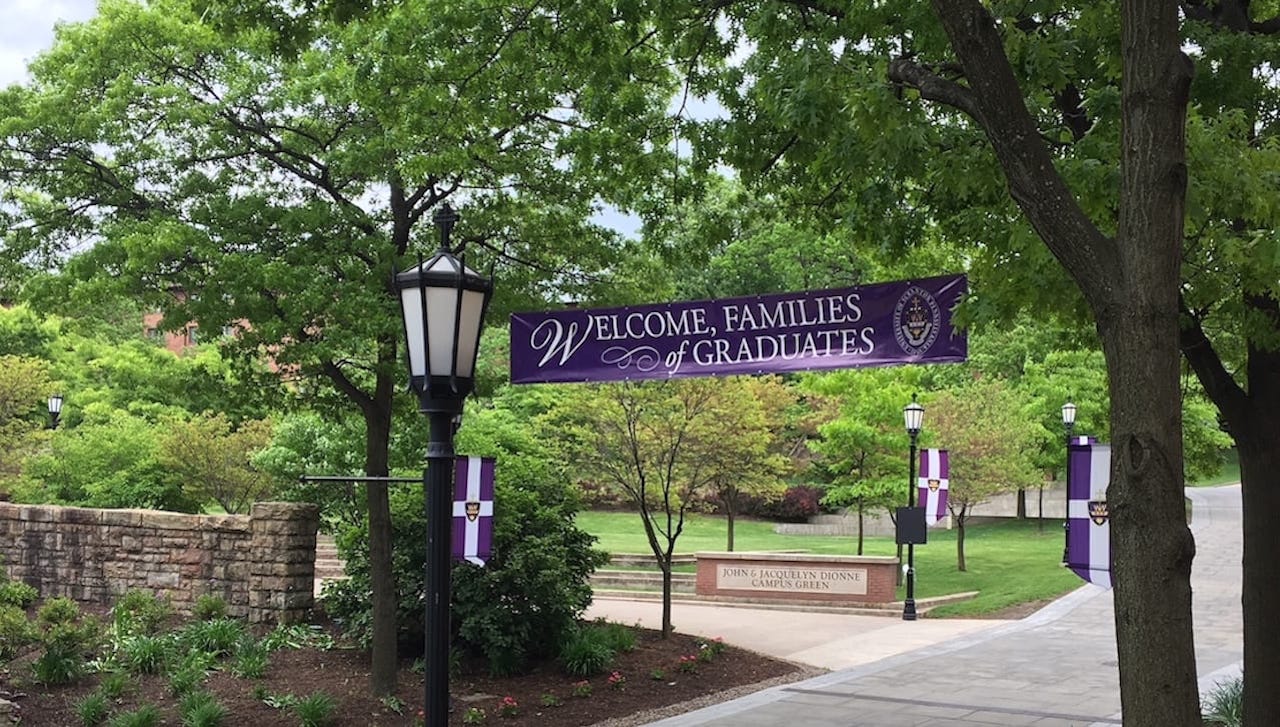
[0,0,98,86]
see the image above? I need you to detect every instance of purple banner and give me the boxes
[510,275,967,384]
[1066,443,1112,589]
[917,449,949,527]
[452,456,495,566]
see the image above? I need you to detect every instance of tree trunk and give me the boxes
[1237,430,1280,725]
[1037,484,1044,534]
[659,558,674,637]
[1016,488,1026,519]
[1182,292,1280,724]
[916,0,1200,720]
[725,495,736,552]
[363,372,398,696]
[1097,1,1201,722]
[856,505,864,556]
[956,510,966,572]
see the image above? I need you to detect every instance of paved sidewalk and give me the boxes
[587,486,1242,727]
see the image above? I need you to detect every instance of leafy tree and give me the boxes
[926,381,1040,571]
[22,406,197,512]
[700,376,792,551]
[550,379,732,637]
[650,0,1236,717]
[157,413,274,514]
[1,0,675,694]
[805,369,917,555]
[0,355,55,493]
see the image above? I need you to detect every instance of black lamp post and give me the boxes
[47,394,63,430]
[903,394,924,621]
[396,203,493,726]
[1061,401,1077,565]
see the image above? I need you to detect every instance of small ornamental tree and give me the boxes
[805,370,917,556]
[926,380,1040,571]
[553,379,731,637]
[158,413,275,514]
[700,376,792,551]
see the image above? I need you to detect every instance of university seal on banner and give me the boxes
[894,286,941,356]
[927,478,941,492]
[1089,498,1109,526]
[465,501,481,522]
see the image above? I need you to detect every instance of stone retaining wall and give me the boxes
[0,501,319,624]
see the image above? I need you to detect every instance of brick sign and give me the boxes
[716,564,868,595]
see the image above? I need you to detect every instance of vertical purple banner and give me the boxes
[1066,443,1111,588]
[452,456,495,566]
[917,449,949,527]
[510,274,967,383]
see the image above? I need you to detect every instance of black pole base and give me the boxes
[902,600,918,621]
[1061,521,1070,566]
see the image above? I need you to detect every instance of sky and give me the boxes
[1,0,98,87]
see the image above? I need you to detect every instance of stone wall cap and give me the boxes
[694,552,899,565]
[250,502,321,521]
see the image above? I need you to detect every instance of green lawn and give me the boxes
[577,510,1082,617]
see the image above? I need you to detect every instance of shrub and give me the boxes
[98,671,132,700]
[193,595,227,621]
[0,604,36,660]
[76,692,110,726]
[168,651,215,696]
[121,635,172,675]
[231,643,269,679]
[106,704,161,727]
[557,626,616,677]
[111,591,172,637]
[323,411,606,676]
[591,620,637,653]
[751,485,826,522]
[38,596,81,626]
[180,691,227,727]
[33,616,101,685]
[0,580,38,609]
[1202,676,1243,727]
[179,618,247,657]
[291,692,336,727]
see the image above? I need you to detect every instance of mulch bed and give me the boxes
[5,627,803,726]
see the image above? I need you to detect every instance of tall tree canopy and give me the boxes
[0,0,677,694]
[649,0,1280,722]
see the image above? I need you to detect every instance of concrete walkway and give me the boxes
[586,486,1242,726]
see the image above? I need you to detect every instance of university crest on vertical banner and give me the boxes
[916,449,949,527]
[452,456,495,566]
[1066,442,1112,589]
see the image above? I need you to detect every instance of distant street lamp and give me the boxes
[1061,401,1077,565]
[47,394,63,430]
[903,394,924,621]
[396,203,493,726]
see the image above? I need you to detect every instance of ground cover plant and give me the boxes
[1,592,800,726]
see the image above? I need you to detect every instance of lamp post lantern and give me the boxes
[903,394,924,621]
[47,394,63,430]
[396,203,493,726]
[1061,401,1077,565]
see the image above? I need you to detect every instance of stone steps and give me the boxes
[314,534,346,581]
[589,569,697,593]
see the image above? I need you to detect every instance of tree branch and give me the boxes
[1178,295,1248,424]
[922,0,1121,311]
